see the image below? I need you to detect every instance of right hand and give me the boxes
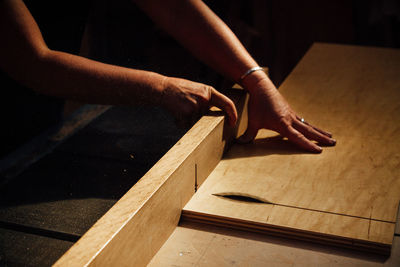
[239,75,335,153]
[160,77,238,128]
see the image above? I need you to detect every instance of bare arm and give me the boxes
[0,0,167,105]
[135,0,336,152]
[0,0,237,125]
[135,0,258,84]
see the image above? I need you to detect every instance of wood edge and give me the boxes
[395,201,400,235]
[181,210,392,256]
[53,89,248,267]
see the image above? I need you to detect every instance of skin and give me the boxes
[0,0,335,153]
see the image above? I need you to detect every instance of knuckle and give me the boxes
[276,117,292,133]
[202,85,213,101]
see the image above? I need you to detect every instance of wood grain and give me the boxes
[183,43,400,254]
[53,89,248,267]
[148,221,400,267]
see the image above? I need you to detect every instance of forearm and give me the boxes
[135,0,269,89]
[31,49,165,106]
[0,0,165,106]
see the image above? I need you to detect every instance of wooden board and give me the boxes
[0,106,185,240]
[53,89,248,266]
[0,105,190,266]
[183,43,400,254]
[148,221,400,266]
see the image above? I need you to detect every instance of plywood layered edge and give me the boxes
[53,89,248,267]
[181,209,394,255]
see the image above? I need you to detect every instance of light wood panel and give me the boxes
[183,43,400,254]
[149,222,400,266]
[53,89,248,267]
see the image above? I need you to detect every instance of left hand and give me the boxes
[160,76,238,128]
[239,76,336,153]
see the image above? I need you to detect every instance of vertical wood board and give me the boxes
[53,89,248,267]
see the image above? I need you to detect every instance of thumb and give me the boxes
[237,125,258,143]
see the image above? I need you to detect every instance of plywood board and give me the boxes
[149,221,400,266]
[183,43,400,254]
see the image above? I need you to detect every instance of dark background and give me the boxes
[219,0,400,85]
[1,0,399,157]
[26,0,400,88]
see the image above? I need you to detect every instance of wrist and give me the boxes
[240,69,273,94]
[155,75,170,106]
[130,71,167,106]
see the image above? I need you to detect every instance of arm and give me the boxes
[0,0,237,126]
[135,0,336,152]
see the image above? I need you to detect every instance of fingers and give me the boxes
[237,118,335,152]
[293,119,336,146]
[173,88,238,129]
[209,88,238,127]
[283,126,323,153]
[295,115,332,138]
[162,78,238,128]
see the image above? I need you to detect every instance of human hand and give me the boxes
[160,77,238,128]
[239,76,335,153]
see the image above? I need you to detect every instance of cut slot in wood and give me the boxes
[213,193,270,204]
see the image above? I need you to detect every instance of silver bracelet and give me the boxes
[239,66,264,82]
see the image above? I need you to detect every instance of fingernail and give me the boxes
[331,139,337,145]
[316,146,323,153]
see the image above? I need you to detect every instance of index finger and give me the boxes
[209,88,238,127]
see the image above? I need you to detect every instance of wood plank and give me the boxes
[183,193,393,254]
[53,89,248,267]
[278,43,400,223]
[0,105,188,239]
[182,43,400,254]
[0,104,192,266]
[148,221,400,266]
